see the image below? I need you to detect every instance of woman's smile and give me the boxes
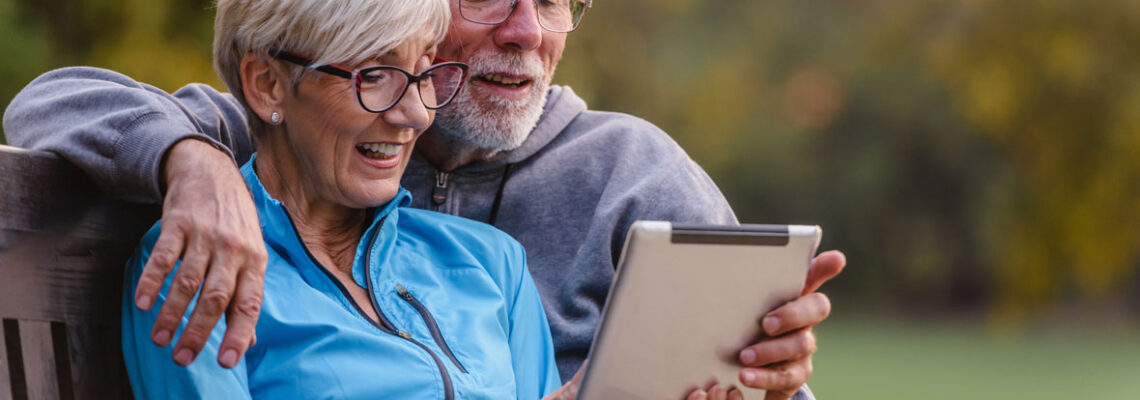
[354,141,407,169]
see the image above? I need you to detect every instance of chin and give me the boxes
[434,89,544,151]
[342,185,401,209]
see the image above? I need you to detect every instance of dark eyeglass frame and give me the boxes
[459,0,593,33]
[271,51,469,113]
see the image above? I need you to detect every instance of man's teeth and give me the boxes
[481,74,526,85]
[358,143,401,159]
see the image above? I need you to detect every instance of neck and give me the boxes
[255,139,366,273]
[416,126,501,172]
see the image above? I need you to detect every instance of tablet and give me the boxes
[576,221,821,400]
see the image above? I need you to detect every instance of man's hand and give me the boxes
[687,385,744,400]
[736,250,846,400]
[134,138,267,369]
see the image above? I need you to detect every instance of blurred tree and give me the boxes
[0,0,56,144]
[0,0,218,144]
[923,0,1140,321]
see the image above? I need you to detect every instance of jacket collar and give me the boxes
[240,154,409,288]
[241,154,411,232]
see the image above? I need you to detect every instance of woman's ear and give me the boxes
[240,53,288,124]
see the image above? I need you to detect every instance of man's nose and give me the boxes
[493,0,543,51]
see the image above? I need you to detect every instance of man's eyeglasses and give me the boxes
[272,52,469,113]
[459,0,592,33]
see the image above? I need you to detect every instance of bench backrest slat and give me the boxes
[0,145,157,399]
[1,320,11,400]
[66,323,132,400]
[17,321,59,400]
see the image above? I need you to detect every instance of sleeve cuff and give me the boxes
[112,112,235,203]
[791,384,816,400]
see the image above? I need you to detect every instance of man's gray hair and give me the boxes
[212,0,450,134]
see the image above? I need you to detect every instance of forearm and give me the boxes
[2,66,253,203]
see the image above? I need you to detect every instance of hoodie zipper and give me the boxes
[431,171,449,212]
[284,213,455,400]
[396,284,469,373]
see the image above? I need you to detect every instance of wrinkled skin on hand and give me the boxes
[733,250,846,400]
[134,138,267,368]
[687,384,745,400]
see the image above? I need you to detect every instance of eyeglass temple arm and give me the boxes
[272,51,353,79]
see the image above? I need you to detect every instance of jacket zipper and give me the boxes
[396,284,469,373]
[431,171,449,212]
[285,213,455,400]
[283,213,398,333]
[363,225,456,400]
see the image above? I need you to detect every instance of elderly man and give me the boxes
[4,1,843,398]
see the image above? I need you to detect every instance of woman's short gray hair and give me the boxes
[212,0,450,134]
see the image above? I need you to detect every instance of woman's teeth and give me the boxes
[357,143,401,159]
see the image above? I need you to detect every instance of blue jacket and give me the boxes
[121,159,561,399]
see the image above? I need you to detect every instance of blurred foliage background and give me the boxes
[2,0,1138,398]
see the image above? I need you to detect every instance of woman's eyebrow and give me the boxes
[369,50,395,64]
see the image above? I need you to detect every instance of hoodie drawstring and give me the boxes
[488,164,513,226]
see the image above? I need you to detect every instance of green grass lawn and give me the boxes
[808,319,1140,399]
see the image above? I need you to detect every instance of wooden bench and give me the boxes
[0,144,158,399]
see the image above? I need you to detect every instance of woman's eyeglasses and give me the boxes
[272,52,469,113]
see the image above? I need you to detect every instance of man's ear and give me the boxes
[240,53,288,124]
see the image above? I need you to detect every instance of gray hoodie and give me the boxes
[5,68,810,399]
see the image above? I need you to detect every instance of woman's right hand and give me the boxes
[541,364,584,400]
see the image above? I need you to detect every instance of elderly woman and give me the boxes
[121,0,561,398]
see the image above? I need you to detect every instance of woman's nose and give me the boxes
[383,84,432,131]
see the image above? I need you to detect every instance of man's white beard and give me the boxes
[433,49,550,154]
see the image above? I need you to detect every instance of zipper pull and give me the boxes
[397,330,413,340]
[396,283,412,300]
[432,171,449,206]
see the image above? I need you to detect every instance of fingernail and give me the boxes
[153,330,172,346]
[739,349,756,364]
[136,295,152,310]
[174,348,195,366]
[741,370,756,384]
[220,349,238,368]
[763,316,780,334]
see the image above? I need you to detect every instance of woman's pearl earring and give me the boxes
[270,112,281,125]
